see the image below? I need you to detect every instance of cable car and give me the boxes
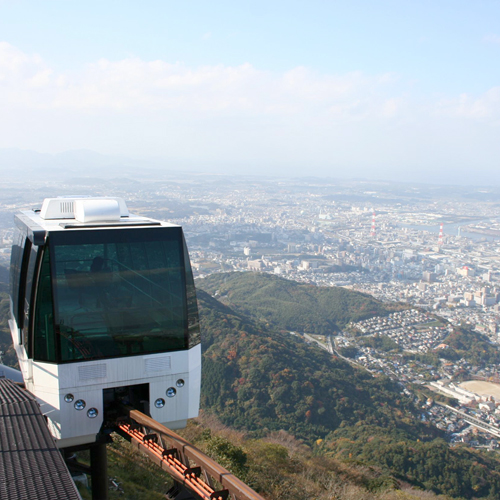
[9,196,201,448]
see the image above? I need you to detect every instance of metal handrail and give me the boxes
[119,409,265,500]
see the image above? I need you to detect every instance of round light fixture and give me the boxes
[154,398,165,409]
[74,399,86,411]
[166,387,176,398]
[176,379,185,388]
[64,394,74,403]
[87,408,98,418]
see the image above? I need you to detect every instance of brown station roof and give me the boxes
[0,377,82,500]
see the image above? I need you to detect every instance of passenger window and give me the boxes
[184,237,200,349]
[51,228,189,362]
[9,229,25,328]
[17,238,33,335]
[24,246,39,348]
[33,247,57,362]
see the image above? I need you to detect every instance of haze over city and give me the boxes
[1,0,499,185]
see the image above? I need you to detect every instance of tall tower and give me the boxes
[438,223,444,246]
[371,211,376,237]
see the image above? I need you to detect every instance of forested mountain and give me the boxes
[196,273,500,498]
[198,289,430,443]
[197,272,407,334]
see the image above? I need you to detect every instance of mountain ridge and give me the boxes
[197,271,407,335]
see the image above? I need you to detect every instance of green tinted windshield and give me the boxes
[49,227,192,362]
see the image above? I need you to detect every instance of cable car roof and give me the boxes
[15,196,179,245]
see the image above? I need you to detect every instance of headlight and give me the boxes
[87,408,98,418]
[155,398,165,408]
[74,399,86,411]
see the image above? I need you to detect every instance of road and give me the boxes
[436,402,500,439]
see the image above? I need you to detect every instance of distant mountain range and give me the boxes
[0,148,117,176]
[0,148,270,182]
[0,148,199,181]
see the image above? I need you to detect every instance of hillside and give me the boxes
[177,415,455,500]
[0,292,18,368]
[197,288,431,443]
[197,271,406,334]
[0,265,8,294]
[195,274,500,499]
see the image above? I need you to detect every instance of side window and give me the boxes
[183,236,200,349]
[23,246,39,348]
[33,247,57,362]
[17,238,33,334]
[9,229,25,328]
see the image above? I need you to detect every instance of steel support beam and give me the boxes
[90,443,108,500]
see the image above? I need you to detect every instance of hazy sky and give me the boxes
[0,0,499,183]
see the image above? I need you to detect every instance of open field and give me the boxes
[459,380,500,399]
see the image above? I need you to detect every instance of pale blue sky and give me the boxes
[1,0,499,183]
[2,0,499,91]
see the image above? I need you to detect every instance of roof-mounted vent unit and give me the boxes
[39,197,129,221]
[60,200,75,215]
[74,199,120,223]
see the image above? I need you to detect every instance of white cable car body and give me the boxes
[9,197,201,448]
